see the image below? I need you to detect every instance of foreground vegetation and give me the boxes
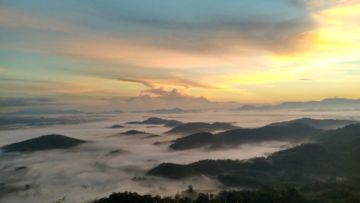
[94,186,360,203]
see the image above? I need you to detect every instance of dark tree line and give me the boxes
[94,187,308,203]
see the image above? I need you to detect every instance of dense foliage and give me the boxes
[94,187,307,203]
[148,124,360,202]
[94,186,360,203]
[1,134,85,152]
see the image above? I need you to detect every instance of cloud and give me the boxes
[102,87,224,110]
[56,36,243,69]
[60,62,217,90]
[300,78,312,81]
[88,0,315,53]
[96,0,312,30]
[0,120,286,202]
[118,78,154,88]
[0,77,62,85]
[0,8,73,32]
[50,0,317,71]
[0,97,59,107]
[140,87,170,97]
[140,88,188,98]
[118,75,216,90]
[1,0,359,104]
[0,77,104,97]
[0,67,6,73]
[137,88,207,102]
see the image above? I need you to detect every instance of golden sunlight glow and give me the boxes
[2,1,359,103]
[59,38,265,70]
[267,1,360,82]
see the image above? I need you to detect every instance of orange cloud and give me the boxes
[56,35,270,70]
[0,67,7,73]
[0,8,73,32]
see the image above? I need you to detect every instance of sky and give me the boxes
[0,0,360,110]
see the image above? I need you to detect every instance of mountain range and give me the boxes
[148,123,360,193]
[126,117,183,127]
[166,122,238,135]
[237,98,360,111]
[169,118,359,150]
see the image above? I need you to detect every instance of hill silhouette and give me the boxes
[1,134,85,153]
[107,124,124,129]
[268,117,358,130]
[166,122,238,135]
[126,117,183,127]
[170,123,322,150]
[236,98,360,111]
[149,124,360,188]
[119,130,150,135]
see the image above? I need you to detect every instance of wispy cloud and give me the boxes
[118,78,154,88]
[0,8,73,32]
[0,97,59,107]
[94,0,313,47]
[0,67,7,73]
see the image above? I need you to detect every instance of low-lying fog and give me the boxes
[1,110,360,203]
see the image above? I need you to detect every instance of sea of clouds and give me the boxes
[1,110,360,203]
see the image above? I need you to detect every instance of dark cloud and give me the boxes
[117,74,215,89]
[118,77,154,88]
[88,0,315,54]
[95,0,311,27]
